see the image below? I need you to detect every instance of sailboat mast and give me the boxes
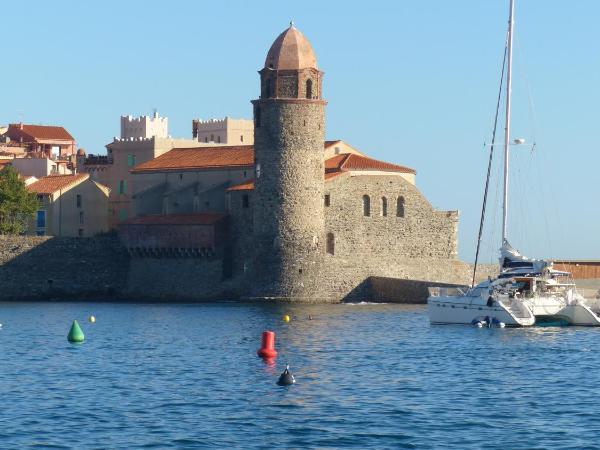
[502,0,515,243]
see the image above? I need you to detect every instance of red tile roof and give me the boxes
[226,180,255,191]
[227,171,345,192]
[7,124,75,141]
[325,153,415,174]
[27,173,89,195]
[121,213,226,226]
[131,145,254,173]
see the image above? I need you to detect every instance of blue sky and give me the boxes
[2,0,599,262]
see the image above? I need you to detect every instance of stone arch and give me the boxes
[363,195,371,217]
[326,232,335,255]
[306,79,313,99]
[381,196,388,216]
[397,196,405,217]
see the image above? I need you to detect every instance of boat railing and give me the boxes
[428,286,467,297]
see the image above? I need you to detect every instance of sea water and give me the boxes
[1,301,599,449]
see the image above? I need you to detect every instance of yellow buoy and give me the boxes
[283,315,290,323]
[88,315,96,323]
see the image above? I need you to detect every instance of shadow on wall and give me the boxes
[0,235,130,300]
[343,276,469,304]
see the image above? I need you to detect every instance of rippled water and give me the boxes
[2,301,600,449]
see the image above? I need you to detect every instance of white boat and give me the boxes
[428,0,600,327]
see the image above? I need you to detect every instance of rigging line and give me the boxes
[514,32,538,145]
[472,44,508,287]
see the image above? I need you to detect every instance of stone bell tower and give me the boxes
[251,24,327,300]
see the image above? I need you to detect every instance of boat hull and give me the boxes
[428,296,534,327]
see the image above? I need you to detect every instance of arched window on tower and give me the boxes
[306,79,313,99]
[326,232,335,255]
[397,196,405,217]
[266,78,272,98]
[363,195,371,217]
[381,197,388,216]
[255,106,261,128]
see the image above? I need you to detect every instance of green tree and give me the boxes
[0,166,38,235]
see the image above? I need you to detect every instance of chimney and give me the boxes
[19,122,23,130]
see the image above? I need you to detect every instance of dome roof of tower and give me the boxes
[265,24,318,70]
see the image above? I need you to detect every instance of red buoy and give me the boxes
[257,330,278,358]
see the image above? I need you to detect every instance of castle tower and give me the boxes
[251,24,326,300]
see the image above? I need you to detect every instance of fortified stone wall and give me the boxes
[0,235,129,300]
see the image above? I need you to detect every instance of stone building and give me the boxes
[119,25,461,302]
[192,117,254,145]
[27,173,110,237]
[79,114,200,228]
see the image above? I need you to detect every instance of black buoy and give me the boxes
[277,364,296,386]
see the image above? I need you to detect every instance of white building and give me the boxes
[121,111,168,140]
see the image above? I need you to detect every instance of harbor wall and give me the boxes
[0,235,496,303]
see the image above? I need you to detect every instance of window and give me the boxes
[255,106,261,128]
[266,78,272,97]
[217,135,221,143]
[78,228,84,237]
[179,173,183,181]
[210,134,214,142]
[334,147,340,155]
[79,211,84,224]
[127,154,136,167]
[397,196,405,217]
[242,194,249,208]
[240,135,244,142]
[256,163,261,179]
[119,209,128,221]
[76,194,82,208]
[326,232,335,255]
[36,210,46,228]
[119,180,126,195]
[324,194,330,207]
[205,137,208,143]
[381,197,388,216]
[306,79,313,99]
[362,195,371,217]
[243,170,247,178]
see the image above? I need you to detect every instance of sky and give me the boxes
[2,0,599,262]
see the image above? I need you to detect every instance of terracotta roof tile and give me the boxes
[27,173,89,195]
[7,124,74,141]
[325,153,416,174]
[131,145,254,173]
[226,180,255,191]
[228,171,344,192]
[121,213,226,226]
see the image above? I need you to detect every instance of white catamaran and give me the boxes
[428,0,600,327]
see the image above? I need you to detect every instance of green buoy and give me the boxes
[67,320,85,343]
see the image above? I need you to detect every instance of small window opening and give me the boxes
[242,194,249,208]
[217,135,221,143]
[397,196,405,217]
[324,194,330,207]
[210,134,214,142]
[179,173,183,181]
[76,194,81,208]
[78,228,84,237]
[255,106,261,128]
[363,195,371,217]
[240,135,244,142]
[334,147,340,155]
[381,197,388,216]
[326,232,335,255]
[306,79,313,99]
[205,137,208,143]
[79,211,84,224]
